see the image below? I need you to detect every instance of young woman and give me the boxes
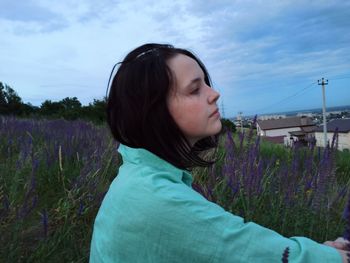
[90,43,348,262]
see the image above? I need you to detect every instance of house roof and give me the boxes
[257,116,314,130]
[315,118,350,133]
[301,126,316,132]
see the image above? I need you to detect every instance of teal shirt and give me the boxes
[90,144,341,263]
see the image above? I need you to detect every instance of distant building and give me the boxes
[297,112,314,118]
[257,116,316,145]
[258,114,286,121]
[315,118,350,150]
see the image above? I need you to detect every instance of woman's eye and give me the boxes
[191,88,200,94]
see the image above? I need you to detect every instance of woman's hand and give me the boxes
[324,238,350,263]
[324,237,350,251]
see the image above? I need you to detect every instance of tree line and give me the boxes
[0,81,236,131]
[0,82,106,123]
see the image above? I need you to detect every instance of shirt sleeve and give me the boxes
[155,181,342,263]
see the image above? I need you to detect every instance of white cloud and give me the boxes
[0,0,349,115]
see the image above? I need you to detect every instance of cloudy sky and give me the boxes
[1,0,349,117]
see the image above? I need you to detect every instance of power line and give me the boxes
[254,81,316,113]
[235,71,349,115]
[329,76,350,81]
[322,72,350,79]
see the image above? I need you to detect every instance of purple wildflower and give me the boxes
[311,142,337,211]
[41,209,48,238]
[4,195,10,211]
[0,194,10,220]
[77,201,84,216]
[246,115,257,144]
[223,130,240,198]
[330,128,339,151]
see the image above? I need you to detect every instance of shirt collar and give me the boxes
[118,144,193,186]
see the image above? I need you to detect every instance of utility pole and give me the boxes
[317,78,328,147]
[220,99,225,119]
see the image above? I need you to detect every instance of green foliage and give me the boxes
[82,99,107,124]
[0,82,23,115]
[40,100,65,117]
[259,139,290,160]
[0,81,107,124]
[335,150,350,185]
[220,118,236,133]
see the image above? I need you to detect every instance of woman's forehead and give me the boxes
[167,54,204,89]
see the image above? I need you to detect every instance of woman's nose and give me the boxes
[208,88,220,104]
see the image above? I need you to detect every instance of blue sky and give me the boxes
[0,0,349,118]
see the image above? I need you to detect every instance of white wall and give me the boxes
[257,124,265,136]
[315,132,350,150]
[265,127,302,137]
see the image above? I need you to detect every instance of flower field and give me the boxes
[193,127,350,242]
[0,117,119,262]
[1,116,350,262]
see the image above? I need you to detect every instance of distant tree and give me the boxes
[22,102,39,116]
[0,82,23,115]
[59,97,82,120]
[82,98,107,123]
[40,100,65,117]
[0,83,7,114]
[0,81,110,123]
[221,118,236,133]
[60,97,82,110]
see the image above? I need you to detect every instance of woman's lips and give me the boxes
[209,109,220,118]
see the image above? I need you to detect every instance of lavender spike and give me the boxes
[41,209,48,238]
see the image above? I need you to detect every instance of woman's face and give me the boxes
[167,54,222,146]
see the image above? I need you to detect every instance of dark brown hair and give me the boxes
[107,43,219,169]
